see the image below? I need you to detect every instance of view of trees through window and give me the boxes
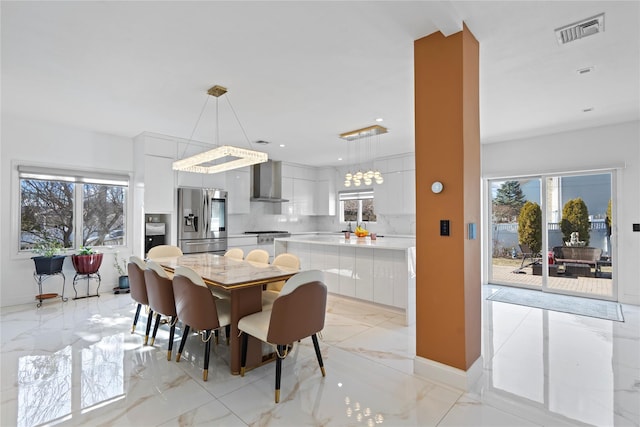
[20,177,126,250]
[490,173,614,299]
[339,190,376,224]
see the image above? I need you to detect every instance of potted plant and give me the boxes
[32,238,66,275]
[113,252,129,292]
[71,246,103,274]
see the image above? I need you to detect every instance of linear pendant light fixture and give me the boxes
[172,85,268,174]
[340,124,387,187]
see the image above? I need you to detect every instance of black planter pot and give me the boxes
[118,275,130,289]
[32,256,66,275]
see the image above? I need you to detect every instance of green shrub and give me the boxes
[518,201,542,254]
[560,198,590,245]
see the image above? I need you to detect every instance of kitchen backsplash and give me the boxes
[229,200,415,235]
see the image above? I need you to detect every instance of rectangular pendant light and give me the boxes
[171,85,269,174]
[172,145,268,174]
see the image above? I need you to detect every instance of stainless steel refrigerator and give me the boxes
[177,187,228,254]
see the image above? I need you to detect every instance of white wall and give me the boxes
[1,115,135,307]
[482,120,640,305]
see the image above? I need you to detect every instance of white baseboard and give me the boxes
[413,355,483,391]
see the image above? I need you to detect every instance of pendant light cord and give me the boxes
[225,96,256,150]
[178,96,211,160]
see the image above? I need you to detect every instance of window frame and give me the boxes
[338,189,377,224]
[17,164,130,254]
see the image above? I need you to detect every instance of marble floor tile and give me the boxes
[1,286,638,426]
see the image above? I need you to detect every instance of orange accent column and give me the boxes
[414,24,481,371]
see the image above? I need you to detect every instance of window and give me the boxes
[339,190,376,223]
[19,166,128,251]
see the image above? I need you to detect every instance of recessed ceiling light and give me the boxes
[375,118,384,122]
[338,157,343,161]
[583,107,594,112]
[279,144,285,148]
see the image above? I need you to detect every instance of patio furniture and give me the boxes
[552,246,602,277]
[512,243,541,274]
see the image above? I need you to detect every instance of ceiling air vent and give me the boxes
[555,13,604,45]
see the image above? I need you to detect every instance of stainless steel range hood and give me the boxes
[250,160,289,202]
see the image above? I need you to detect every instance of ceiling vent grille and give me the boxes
[555,13,604,45]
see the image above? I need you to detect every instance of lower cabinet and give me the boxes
[275,240,414,325]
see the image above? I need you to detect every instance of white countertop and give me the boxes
[275,234,416,250]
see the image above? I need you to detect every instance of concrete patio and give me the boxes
[491,263,613,298]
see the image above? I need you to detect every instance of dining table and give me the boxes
[156,253,298,374]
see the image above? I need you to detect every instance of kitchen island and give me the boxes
[274,235,416,325]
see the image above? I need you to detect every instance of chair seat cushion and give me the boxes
[238,310,272,343]
[214,298,231,327]
[261,290,279,308]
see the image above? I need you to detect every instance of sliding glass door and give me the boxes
[489,172,615,300]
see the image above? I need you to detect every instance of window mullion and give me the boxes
[74,184,83,249]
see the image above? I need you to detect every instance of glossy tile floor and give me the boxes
[1,285,638,426]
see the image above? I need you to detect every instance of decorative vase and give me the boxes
[71,253,103,274]
[32,255,66,275]
[118,275,130,289]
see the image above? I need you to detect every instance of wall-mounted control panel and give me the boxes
[633,223,640,232]
[440,220,450,236]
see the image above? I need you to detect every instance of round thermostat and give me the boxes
[431,181,443,194]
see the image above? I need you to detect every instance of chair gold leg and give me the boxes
[203,369,208,381]
[150,337,156,346]
[131,325,136,334]
[321,366,326,377]
[240,367,245,377]
[176,352,181,363]
[167,350,171,361]
[275,389,280,403]
[143,335,149,346]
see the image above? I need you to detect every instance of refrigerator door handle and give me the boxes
[202,190,210,234]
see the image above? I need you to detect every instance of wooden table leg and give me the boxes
[229,286,263,374]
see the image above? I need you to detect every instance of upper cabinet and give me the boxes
[135,133,177,214]
[144,156,175,213]
[226,168,250,214]
[280,163,335,216]
[315,167,336,216]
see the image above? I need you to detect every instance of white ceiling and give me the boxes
[2,1,638,167]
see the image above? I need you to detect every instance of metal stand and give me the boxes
[33,271,68,308]
[72,272,101,300]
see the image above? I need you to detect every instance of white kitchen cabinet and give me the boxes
[275,235,416,325]
[143,134,177,158]
[314,179,335,216]
[403,169,416,214]
[338,246,356,297]
[294,178,315,215]
[376,170,416,215]
[144,156,175,213]
[281,176,294,215]
[226,168,250,214]
[355,248,374,301]
[373,249,397,306]
[202,172,226,190]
